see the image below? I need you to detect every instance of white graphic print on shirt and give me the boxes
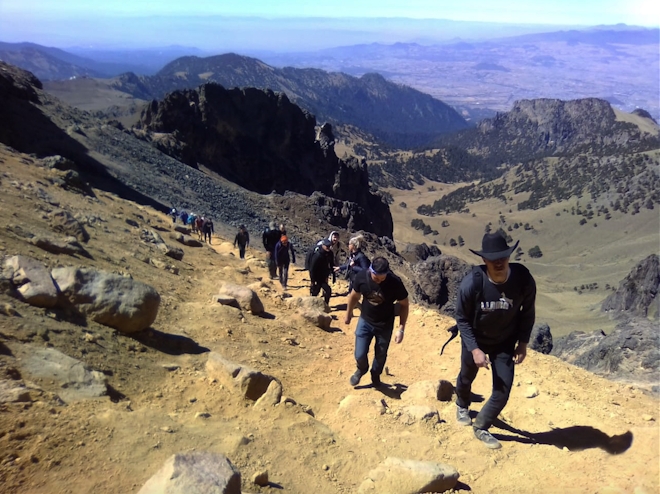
[480,293,513,312]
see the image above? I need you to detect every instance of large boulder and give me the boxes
[218,283,264,315]
[51,267,160,333]
[4,255,59,308]
[138,452,241,494]
[411,255,471,315]
[399,243,441,264]
[29,235,90,257]
[529,323,553,354]
[358,457,459,494]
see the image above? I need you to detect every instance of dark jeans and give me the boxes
[354,318,393,377]
[267,253,277,278]
[310,279,331,304]
[278,263,289,287]
[204,231,212,243]
[238,245,246,259]
[456,342,515,430]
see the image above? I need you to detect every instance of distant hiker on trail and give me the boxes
[274,234,296,290]
[179,210,188,226]
[187,213,196,231]
[279,223,287,236]
[335,235,370,295]
[327,231,343,283]
[202,217,214,244]
[262,222,282,279]
[454,232,536,450]
[309,238,334,305]
[170,207,177,223]
[234,225,250,259]
[195,216,204,240]
[344,256,408,388]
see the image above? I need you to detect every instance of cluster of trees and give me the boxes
[416,152,658,217]
[411,218,438,236]
[573,282,599,294]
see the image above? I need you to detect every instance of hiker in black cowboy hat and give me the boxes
[454,232,536,450]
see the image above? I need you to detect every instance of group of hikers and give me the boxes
[169,207,214,243]
[231,220,537,451]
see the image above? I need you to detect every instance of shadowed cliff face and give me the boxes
[137,83,393,237]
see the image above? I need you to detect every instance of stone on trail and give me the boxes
[206,352,278,401]
[399,405,440,425]
[138,451,241,494]
[296,308,332,331]
[29,235,90,258]
[358,457,459,494]
[49,209,90,243]
[254,379,283,408]
[402,380,454,403]
[4,255,59,308]
[218,282,264,315]
[171,232,203,247]
[0,379,32,403]
[21,347,107,402]
[51,266,160,333]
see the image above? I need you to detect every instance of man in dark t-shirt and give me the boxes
[455,232,536,450]
[344,257,409,387]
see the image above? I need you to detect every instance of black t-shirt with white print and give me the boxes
[352,269,408,330]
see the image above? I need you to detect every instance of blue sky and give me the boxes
[2,0,658,26]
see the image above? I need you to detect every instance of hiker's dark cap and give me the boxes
[321,238,332,247]
[469,233,519,261]
[369,259,389,275]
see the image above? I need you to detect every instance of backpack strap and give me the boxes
[440,266,485,356]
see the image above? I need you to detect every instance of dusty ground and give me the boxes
[0,145,658,494]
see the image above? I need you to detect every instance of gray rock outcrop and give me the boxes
[410,255,471,315]
[49,209,90,243]
[529,323,553,354]
[602,254,659,320]
[138,452,241,494]
[51,267,160,333]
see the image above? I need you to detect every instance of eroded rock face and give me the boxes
[602,254,659,320]
[51,267,161,333]
[137,84,393,237]
[411,255,471,315]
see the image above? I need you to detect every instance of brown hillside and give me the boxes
[0,144,658,493]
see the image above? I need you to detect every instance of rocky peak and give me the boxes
[137,83,393,237]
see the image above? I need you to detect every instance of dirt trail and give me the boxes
[0,147,658,494]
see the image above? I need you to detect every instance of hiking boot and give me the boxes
[456,406,472,426]
[370,372,382,387]
[473,428,502,449]
[349,370,364,387]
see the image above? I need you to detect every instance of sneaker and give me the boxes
[456,406,472,426]
[370,372,382,387]
[473,428,502,449]
[349,370,363,387]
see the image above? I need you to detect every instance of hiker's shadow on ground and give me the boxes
[492,419,633,454]
[377,382,408,399]
[131,329,210,355]
[257,312,276,320]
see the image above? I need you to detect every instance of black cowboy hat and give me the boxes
[469,233,519,261]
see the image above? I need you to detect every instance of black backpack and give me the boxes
[304,243,322,271]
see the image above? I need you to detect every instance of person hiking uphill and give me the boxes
[234,225,250,259]
[262,222,282,279]
[334,235,370,294]
[202,217,214,244]
[274,234,296,290]
[309,238,334,305]
[345,257,409,388]
[454,232,536,450]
